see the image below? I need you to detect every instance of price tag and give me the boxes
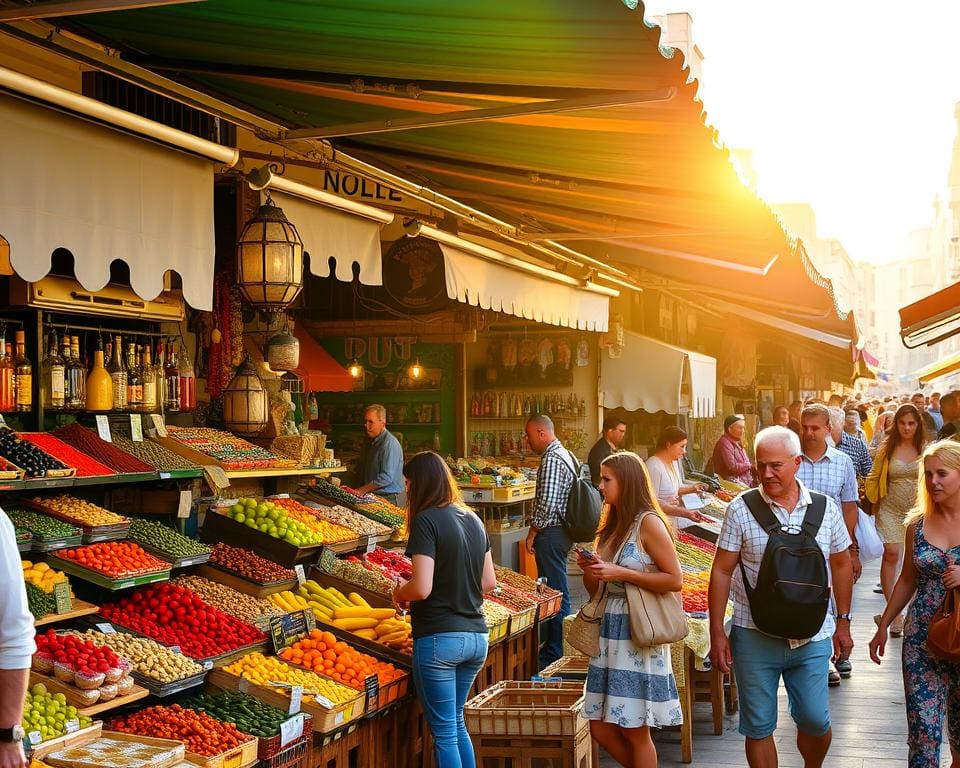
[318,548,337,574]
[150,414,168,438]
[96,623,116,634]
[64,719,80,734]
[288,685,303,715]
[203,466,230,492]
[304,609,316,633]
[130,414,144,442]
[294,564,306,585]
[170,645,181,654]
[28,731,41,746]
[238,677,250,694]
[334,711,344,725]
[313,693,335,711]
[54,581,72,614]
[95,414,112,442]
[365,538,377,554]
[159,472,171,480]
[202,660,214,671]
[178,490,193,519]
[279,713,304,748]
[363,674,379,713]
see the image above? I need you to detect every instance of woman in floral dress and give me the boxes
[576,452,683,768]
[869,440,960,767]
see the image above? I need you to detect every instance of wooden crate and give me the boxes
[194,564,296,598]
[506,606,536,636]
[39,729,185,768]
[366,704,409,768]
[308,718,372,768]
[470,641,505,700]
[501,627,537,682]
[30,722,104,761]
[539,656,590,682]
[472,728,593,768]
[185,737,258,768]
[464,681,586,738]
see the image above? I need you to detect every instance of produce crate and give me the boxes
[308,569,391,609]
[28,671,149,716]
[21,498,129,538]
[539,656,590,682]
[502,628,538,683]
[311,617,412,667]
[459,481,536,504]
[257,714,313,760]
[29,721,104,761]
[41,731,186,768]
[506,605,537,636]
[0,459,25,479]
[470,641,505,700]
[199,513,322,568]
[138,543,211,569]
[132,670,207,697]
[185,737,258,768]
[259,737,308,768]
[487,618,508,646]
[48,554,170,590]
[463,680,586,738]
[194,564,296,599]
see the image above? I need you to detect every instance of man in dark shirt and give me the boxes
[587,416,626,487]
[937,392,960,440]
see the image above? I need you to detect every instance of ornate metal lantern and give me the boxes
[236,193,304,313]
[222,357,269,436]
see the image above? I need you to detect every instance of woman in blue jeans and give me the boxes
[392,451,497,768]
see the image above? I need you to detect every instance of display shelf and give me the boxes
[28,671,149,716]
[194,563,296,598]
[224,466,346,480]
[328,423,439,427]
[199,512,323,567]
[468,414,584,421]
[48,555,171,590]
[73,471,160,487]
[31,535,84,553]
[138,543,211,569]
[29,721,103,760]
[158,468,205,480]
[132,669,207,697]
[34,599,99,627]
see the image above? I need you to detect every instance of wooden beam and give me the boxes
[0,0,204,22]
[282,87,677,140]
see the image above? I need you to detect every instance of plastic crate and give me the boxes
[258,737,308,768]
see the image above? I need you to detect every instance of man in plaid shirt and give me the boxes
[524,414,575,668]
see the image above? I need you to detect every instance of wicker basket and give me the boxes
[269,435,325,464]
[539,656,590,681]
[464,681,586,738]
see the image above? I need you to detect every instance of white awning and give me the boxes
[704,298,852,349]
[600,332,716,417]
[0,93,217,310]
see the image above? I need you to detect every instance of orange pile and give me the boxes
[279,629,405,689]
[58,542,168,578]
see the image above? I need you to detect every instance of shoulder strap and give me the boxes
[802,493,827,538]
[742,489,781,534]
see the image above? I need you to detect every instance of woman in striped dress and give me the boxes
[577,452,684,767]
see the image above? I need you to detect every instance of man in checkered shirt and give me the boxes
[523,414,576,668]
[709,426,853,768]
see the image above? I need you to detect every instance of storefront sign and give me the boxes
[322,170,403,204]
[343,337,416,370]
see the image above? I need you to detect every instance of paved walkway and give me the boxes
[587,560,952,767]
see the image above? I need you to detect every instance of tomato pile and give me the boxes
[36,630,121,676]
[110,704,248,756]
[98,583,266,659]
[57,542,169,578]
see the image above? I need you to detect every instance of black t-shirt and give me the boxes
[588,438,614,487]
[404,504,490,639]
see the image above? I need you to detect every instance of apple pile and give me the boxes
[98,583,266,660]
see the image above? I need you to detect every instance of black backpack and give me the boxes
[739,489,831,640]
[559,450,602,543]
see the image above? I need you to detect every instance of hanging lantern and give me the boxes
[222,357,269,436]
[265,329,300,373]
[408,357,423,380]
[348,358,364,379]
[236,192,304,313]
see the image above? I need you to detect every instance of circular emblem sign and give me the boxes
[382,237,448,312]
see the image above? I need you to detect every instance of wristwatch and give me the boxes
[0,725,25,743]
[836,613,853,621]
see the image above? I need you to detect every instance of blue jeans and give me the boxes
[533,525,573,669]
[413,632,488,768]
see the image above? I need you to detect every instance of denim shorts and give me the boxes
[729,625,832,739]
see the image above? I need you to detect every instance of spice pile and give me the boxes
[51,424,155,474]
[22,434,114,477]
[110,434,200,472]
[166,426,295,470]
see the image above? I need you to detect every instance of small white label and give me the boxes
[202,660,213,670]
[150,414,168,438]
[130,414,144,442]
[294,564,306,585]
[334,711,344,725]
[28,731,41,745]
[279,713,304,747]
[95,415,111,442]
[313,694,335,710]
[238,677,250,694]
[288,685,303,715]
[178,490,193,519]
[96,623,116,634]
[365,538,377,554]
[304,609,316,633]
[160,471,171,480]
[64,719,80,734]
[203,466,230,492]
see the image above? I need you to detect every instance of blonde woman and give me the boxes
[576,452,683,767]
[869,440,960,768]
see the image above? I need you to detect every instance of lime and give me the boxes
[245,518,258,529]
[30,684,47,697]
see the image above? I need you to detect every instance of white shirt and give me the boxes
[645,455,693,530]
[716,479,851,642]
[0,509,36,669]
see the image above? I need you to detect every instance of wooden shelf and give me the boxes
[34,599,100,627]
[328,423,439,427]
[29,671,149,716]
[224,466,346,479]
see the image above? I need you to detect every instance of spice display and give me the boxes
[166,426,294,470]
[109,434,199,471]
[223,653,359,707]
[7,509,81,541]
[22,683,93,744]
[310,503,392,537]
[173,575,283,624]
[51,424,155,473]
[486,583,537,613]
[57,542,169,578]
[79,630,205,684]
[110,704,248,756]
[128,519,211,560]
[280,629,405,689]
[98,582,266,659]
[0,427,69,477]
[183,690,292,738]
[208,542,295,583]
[31,494,128,528]
[22,434,114,477]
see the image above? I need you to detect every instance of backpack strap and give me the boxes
[801,492,827,538]
[742,489,781,535]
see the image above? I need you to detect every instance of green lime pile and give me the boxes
[226,498,322,547]
[23,683,93,742]
[184,690,292,738]
[25,582,55,620]
[128,518,211,559]
[7,509,81,540]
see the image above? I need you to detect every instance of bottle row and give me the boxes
[468,390,587,419]
[0,329,197,414]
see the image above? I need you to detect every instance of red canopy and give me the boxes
[292,327,354,392]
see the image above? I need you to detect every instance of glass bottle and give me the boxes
[164,339,180,412]
[60,333,75,409]
[178,345,196,412]
[85,336,113,412]
[68,336,85,409]
[42,329,65,410]
[125,342,142,410]
[0,329,13,412]
[107,334,127,410]
[141,344,157,413]
[154,339,166,410]
[13,331,32,413]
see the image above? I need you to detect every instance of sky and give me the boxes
[641,0,960,264]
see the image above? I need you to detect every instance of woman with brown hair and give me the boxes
[645,425,711,530]
[866,403,926,636]
[392,451,496,768]
[577,452,683,767]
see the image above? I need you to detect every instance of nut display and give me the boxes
[110,434,200,472]
[7,509,81,540]
[0,427,68,477]
[324,556,394,595]
[481,599,512,627]
[51,424,155,474]
[79,630,204,683]
[31,494,128,528]
[173,575,283,624]
[128,519,211,560]
[166,426,296,470]
[486,583,537,613]
[310,503,392,537]
[209,542,295,583]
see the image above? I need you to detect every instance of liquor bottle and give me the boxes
[107,334,127,410]
[154,339,166,410]
[42,329,65,410]
[177,345,196,412]
[125,342,142,409]
[60,333,75,409]
[13,331,32,413]
[85,336,113,412]
[141,344,157,413]
[0,329,13,412]
[164,339,180,412]
[68,336,85,409]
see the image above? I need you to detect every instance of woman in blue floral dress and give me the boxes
[576,452,684,768]
[869,440,960,767]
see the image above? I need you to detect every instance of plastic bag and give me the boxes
[856,507,884,562]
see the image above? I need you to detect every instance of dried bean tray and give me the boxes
[48,554,170,590]
[194,564,297,598]
[21,498,130,538]
[463,680,587,738]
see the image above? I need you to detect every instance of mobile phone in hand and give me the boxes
[575,546,596,560]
